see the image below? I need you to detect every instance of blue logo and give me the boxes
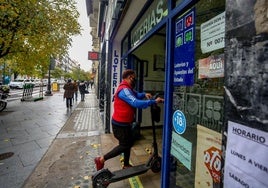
[172,110,186,134]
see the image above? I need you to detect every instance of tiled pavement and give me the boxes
[0,88,162,188]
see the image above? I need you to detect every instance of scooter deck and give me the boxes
[110,164,149,182]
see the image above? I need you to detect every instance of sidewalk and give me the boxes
[0,88,71,188]
[0,88,161,188]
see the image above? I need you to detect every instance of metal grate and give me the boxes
[0,152,14,160]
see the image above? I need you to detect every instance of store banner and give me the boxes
[195,125,222,188]
[224,121,268,188]
[110,44,121,132]
[174,8,195,86]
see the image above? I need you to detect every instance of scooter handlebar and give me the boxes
[152,93,159,100]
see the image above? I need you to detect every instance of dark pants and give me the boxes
[74,91,78,101]
[103,124,133,166]
[66,98,72,107]
[80,93,85,101]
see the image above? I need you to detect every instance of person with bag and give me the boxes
[63,78,75,108]
[94,69,164,170]
[79,80,87,101]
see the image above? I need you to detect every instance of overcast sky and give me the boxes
[68,0,92,72]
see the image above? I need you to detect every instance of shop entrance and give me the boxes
[131,26,166,128]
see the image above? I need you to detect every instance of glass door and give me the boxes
[130,54,145,123]
[169,0,225,187]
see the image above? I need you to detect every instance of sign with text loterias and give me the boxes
[130,0,168,48]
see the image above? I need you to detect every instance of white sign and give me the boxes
[110,44,121,133]
[224,121,268,188]
[201,12,225,53]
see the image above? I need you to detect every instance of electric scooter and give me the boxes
[92,93,162,188]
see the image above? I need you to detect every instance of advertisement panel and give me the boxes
[174,8,195,86]
[195,125,222,188]
[198,54,224,79]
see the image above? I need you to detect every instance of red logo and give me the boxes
[204,146,221,183]
[185,15,193,28]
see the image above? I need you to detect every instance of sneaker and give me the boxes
[94,157,104,171]
[122,164,133,169]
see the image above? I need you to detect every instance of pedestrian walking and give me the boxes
[90,80,94,89]
[63,78,75,108]
[94,69,164,170]
[79,80,87,101]
[73,80,78,101]
[86,81,90,90]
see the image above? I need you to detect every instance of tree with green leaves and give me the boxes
[0,0,81,76]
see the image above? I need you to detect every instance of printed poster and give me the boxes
[198,54,224,79]
[195,125,222,188]
[224,121,268,188]
[201,12,225,53]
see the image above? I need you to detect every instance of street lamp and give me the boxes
[45,57,55,96]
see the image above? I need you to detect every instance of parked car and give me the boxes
[33,79,43,87]
[42,79,48,86]
[9,79,25,89]
[9,79,34,89]
[24,79,34,87]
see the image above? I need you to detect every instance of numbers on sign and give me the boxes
[207,41,213,47]
[214,37,224,44]
[176,115,183,127]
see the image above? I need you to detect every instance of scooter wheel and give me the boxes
[151,156,161,173]
[92,169,112,188]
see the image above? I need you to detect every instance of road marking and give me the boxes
[119,155,144,188]
[129,176,144,188]
[57,131,100,138]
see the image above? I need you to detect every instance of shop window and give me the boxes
[122,36,128,55]
[170,0,225,187]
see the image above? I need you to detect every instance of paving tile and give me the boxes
[5,140,41,154]
[0,154,24,175]
[19,148,47,166]
[35,136,54,148]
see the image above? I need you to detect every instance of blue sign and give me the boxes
[174,8,195,86]
[172,110,186,134]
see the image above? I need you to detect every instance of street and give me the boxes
[7,86,53,102]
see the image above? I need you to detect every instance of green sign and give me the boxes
[131,0,168,47]
[171,131,192,170]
